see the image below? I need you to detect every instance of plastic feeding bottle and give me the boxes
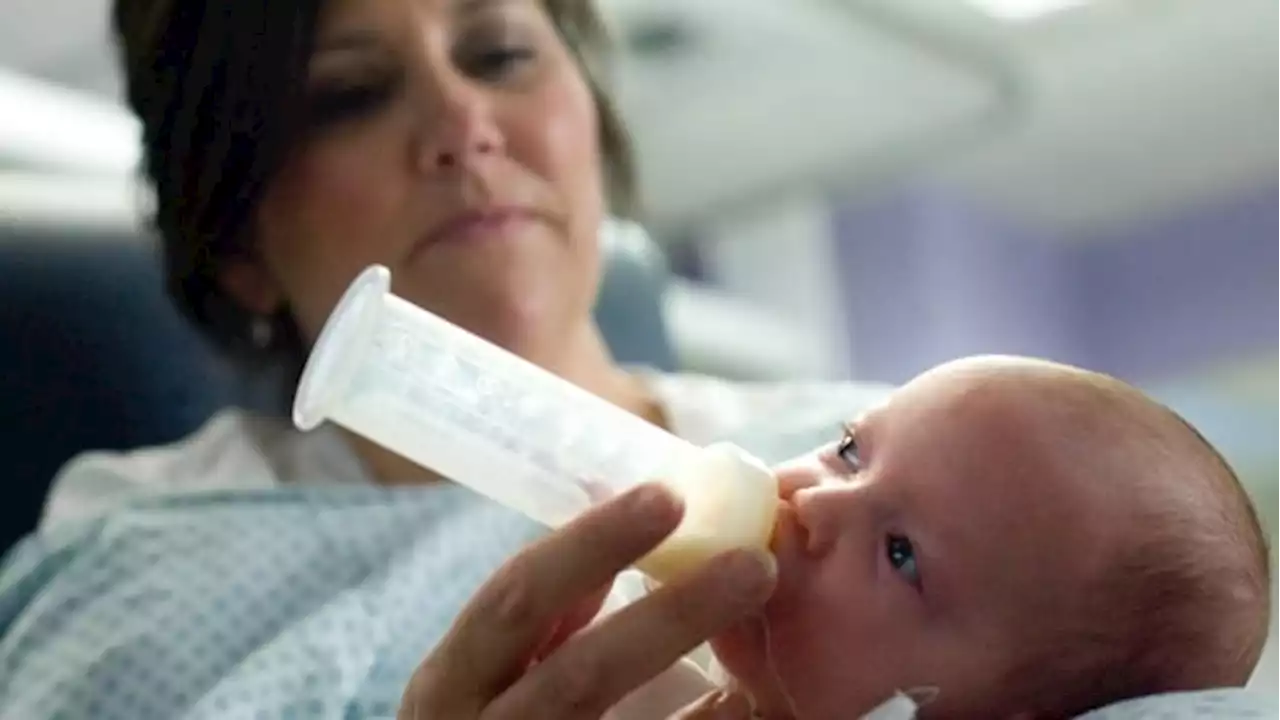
[291,265,778,583]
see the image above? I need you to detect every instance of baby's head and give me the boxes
[714,355,1271,719]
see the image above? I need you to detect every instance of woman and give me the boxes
[0,0,884,717]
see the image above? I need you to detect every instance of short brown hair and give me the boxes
[112,0,636,379]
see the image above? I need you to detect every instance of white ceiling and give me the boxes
[607,0,1279,233]
[920,0,1279,234]
[602,0,1002,226]
[1,0,1276,234]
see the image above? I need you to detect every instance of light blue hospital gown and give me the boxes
[0,484,547,719]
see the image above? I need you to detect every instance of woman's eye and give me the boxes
[836,430,862,471]
[464,45,536,80]
[886,534,921,588]
[304,80,395,127]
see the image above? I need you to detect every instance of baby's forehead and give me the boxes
[891,365,1136,448]
[877,372,1054,454]
[881,372,1128,575]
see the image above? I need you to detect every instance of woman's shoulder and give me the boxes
[647,372,893,450]
[39,409,312,529]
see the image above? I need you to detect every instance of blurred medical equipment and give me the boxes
[0,69,138,175]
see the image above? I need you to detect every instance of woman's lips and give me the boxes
[407,207,539,263]
[428,207,536,245]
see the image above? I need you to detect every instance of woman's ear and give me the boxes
[218,257,284,316]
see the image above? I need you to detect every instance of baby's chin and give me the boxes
[710,607,904,720]
[710,616,798,719]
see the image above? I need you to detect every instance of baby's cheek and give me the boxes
[761,571,909,712]
[709,619,800,719]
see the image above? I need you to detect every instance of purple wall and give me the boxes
[834,183,1278,384]
[1076,184,1278,380]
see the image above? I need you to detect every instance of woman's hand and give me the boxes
[398,483,776,720]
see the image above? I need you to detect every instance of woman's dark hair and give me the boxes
[112,0,637,380]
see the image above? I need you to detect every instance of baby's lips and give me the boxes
[767,502,811,585]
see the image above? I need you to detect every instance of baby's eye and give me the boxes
[836,426,862,471]
[886,534,921,588]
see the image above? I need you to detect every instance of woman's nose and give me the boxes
[416,80,506,173]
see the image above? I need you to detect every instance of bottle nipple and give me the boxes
[636,442,779,584]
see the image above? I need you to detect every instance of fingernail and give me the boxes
[711,690,753,719]
[758,550,778,580]
[578,478,614,503]
[631,483,682,518]
[721,548,777,597]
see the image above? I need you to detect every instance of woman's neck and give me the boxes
[346,321,669,486]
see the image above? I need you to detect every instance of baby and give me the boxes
[618,355,1271,719]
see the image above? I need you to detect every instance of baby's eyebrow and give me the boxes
[841,419,859,439]
[842,409,881,443]
[843,411,872,432]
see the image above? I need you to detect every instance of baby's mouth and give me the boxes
[768,503,813,600]
[770,500,806,552]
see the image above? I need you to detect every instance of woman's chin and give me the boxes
[398,285,557,353]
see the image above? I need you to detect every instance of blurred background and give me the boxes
[0,0,1276,694]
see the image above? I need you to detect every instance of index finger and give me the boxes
[490,548,775,720]
[432,483,684,698]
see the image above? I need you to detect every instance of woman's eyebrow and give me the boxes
[314,29,383,55]
[451,0,514,17]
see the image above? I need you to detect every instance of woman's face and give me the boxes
[229,0,606,356]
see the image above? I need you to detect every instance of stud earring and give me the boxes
[249,315,274,349]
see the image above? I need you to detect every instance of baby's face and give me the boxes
[712,362,1118,718]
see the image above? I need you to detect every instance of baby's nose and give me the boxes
[773,457,823,500]
[788,486,843,556]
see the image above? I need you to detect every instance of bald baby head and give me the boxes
[720,355,1270,719]
[938,356,1271,715]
